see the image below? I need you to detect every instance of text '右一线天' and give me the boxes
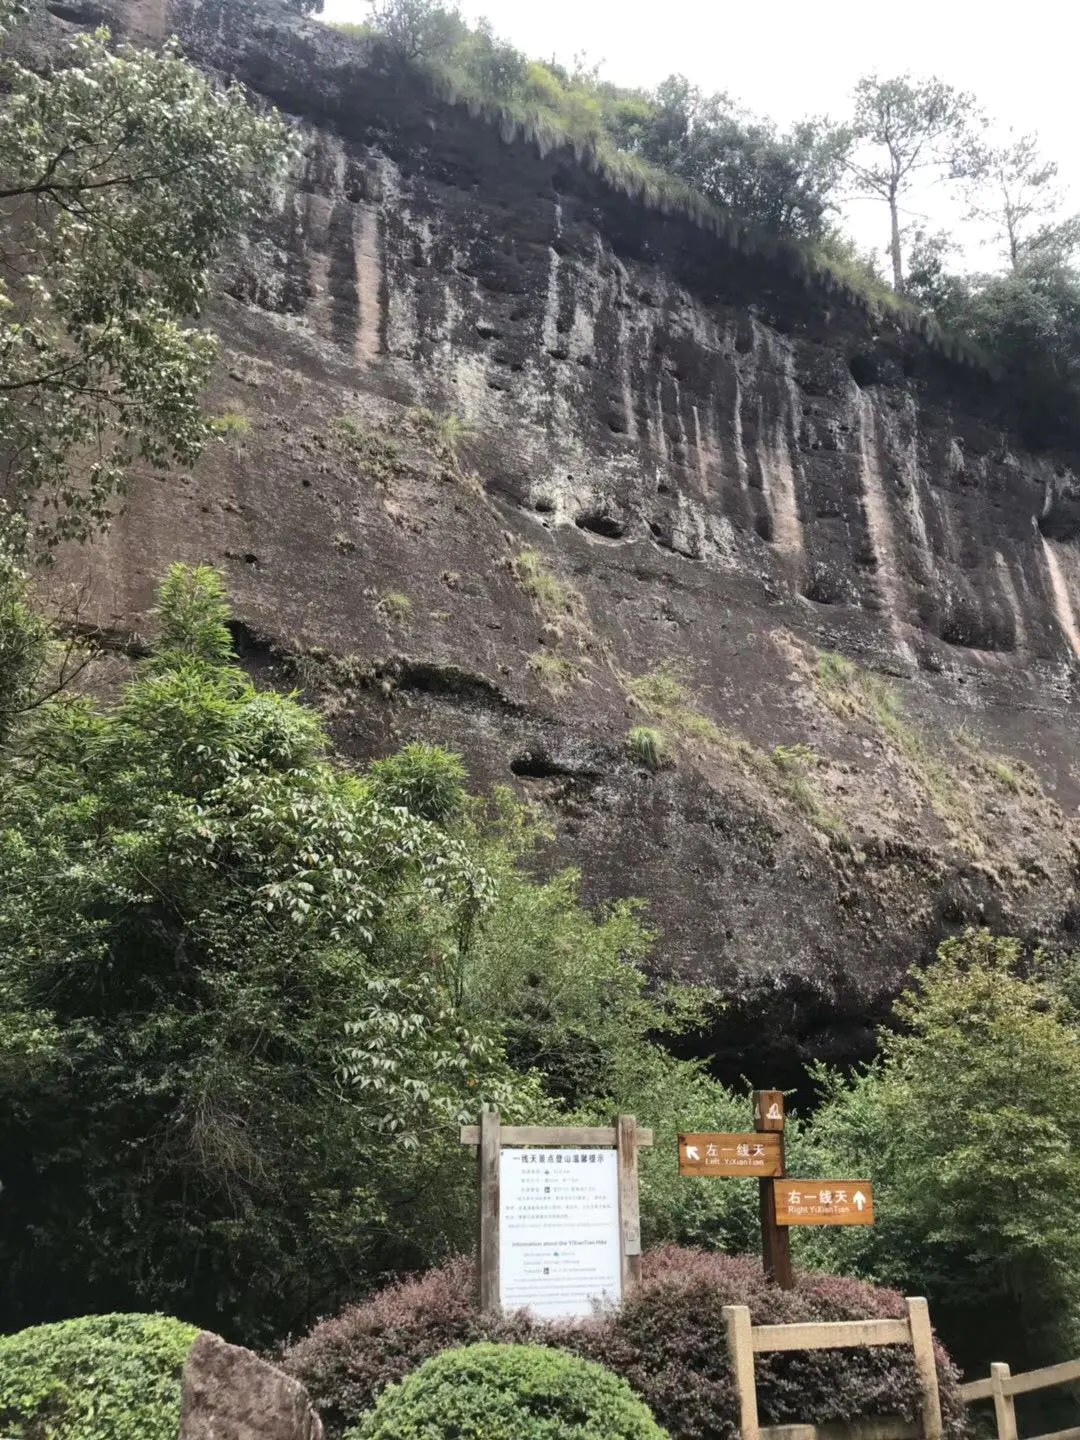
[773,1179,875,1226]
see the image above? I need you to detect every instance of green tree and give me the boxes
[369,741,468,823]
[844,75,979,291]
[804,929,1080,1369]
[364,0,466,62]
[0,566,524,1341]
[447,17,528,101]
[0,566,753,1343]
[445,794,786,1256]
[633,76,846,240]
[903,227,974,325]
[0,7,291,555]
[0,564,48,749]
[966,133,1080,271]
[961,254,1080,444]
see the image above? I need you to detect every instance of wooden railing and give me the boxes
[960,1359,1080,1440]
[723,1299,943,1440]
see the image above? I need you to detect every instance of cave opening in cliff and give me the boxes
[848,352,882,387]
[575,511,626,539]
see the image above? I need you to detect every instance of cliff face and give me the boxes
[50,0,1080,1081]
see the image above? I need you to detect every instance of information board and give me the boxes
[499,1147,623,1320]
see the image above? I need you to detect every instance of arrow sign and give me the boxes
[773,1179,875,1227]
[678,1132,783,1177]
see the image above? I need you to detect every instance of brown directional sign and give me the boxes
[773,1179,875,1227]
[678,1132,783,1177]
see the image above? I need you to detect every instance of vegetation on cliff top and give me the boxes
[333,0,1080,443]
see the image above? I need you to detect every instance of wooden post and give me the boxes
[989,1362,1018,1440]
[754,1089,793,1290]
[907,1296,944,1440]
[478,1104,500,1313]
[723,1304,761,1440]
[617,1113,642,1291]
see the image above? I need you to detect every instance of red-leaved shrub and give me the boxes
[280,1247,969,1440]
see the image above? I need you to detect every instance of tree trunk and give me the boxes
[888,193,904,293]
[1006,211,1020,271]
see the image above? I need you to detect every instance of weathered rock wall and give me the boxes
[48,0,1080,1081]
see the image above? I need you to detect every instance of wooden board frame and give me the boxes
[960,1357,1080,1440]
[723,1298,943,1440]
[460,1106,654,1313]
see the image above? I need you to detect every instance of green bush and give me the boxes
[284,1250,968,1440]
[368,742,467,822]
[0,1312,199,1440]
[349,1342,669,1439]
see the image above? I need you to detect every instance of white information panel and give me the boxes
[499,1147,622,1320]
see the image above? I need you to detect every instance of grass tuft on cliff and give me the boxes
[513,548,580,618]
[627,724,667,771]
[624,663,847,840]
[812,648,1064,865]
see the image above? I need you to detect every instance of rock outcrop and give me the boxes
[45,0,1080,1081]
[180,1332,324,1440]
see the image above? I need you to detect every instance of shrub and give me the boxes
[527,650,579,689]
[514,549,579,617]
[816,651,857,688]
[209,410,251,438]
[406,406,472,465]
[0,1312,199,1440]
[334,415,404,483]
[368,743,468,823]
[281,1248,968,1440]
[583,1248,969,1440]
[376,592,412,623]
[624,664,723,746]
[348,1342,669,1439]
[628,725,667,771]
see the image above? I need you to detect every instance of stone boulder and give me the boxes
[179,1331,324,1440]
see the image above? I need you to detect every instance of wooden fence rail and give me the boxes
[723,1298,943,1440]
[960,1358,1080,1440]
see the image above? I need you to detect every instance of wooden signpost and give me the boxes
[753,1090,793,1290]
[679,1089,875,1289]
[460,1107,653,1318]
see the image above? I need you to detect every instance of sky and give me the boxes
[319,0,1079,267]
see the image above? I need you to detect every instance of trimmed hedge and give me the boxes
[0,1312,199,1440]
[348,1342,669,1439]
[282,1247,970,1440]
